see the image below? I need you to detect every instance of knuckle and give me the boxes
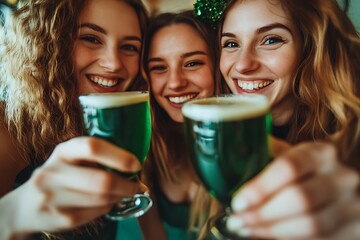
[31,168,49,189]
[81,137,102,156]
[304,217,327,237]
[98,194,117,205]
[52,142,64,155]
[289,185,313,210]
[94,171,116,194]
[344,168,360,188]
[279,156,302,181]
[317,142,338,163]
[121,155,138,171]
[58,213,77,228]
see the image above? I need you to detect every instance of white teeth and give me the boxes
[237,80,272,91]
[89,76,118,87]
[168,94,197,104]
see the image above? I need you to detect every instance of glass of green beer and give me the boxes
[182,94,271,239]
[79,91,152,221]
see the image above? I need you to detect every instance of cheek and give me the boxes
[268,51,298,78]
[197,70,215,94]
[150,76,163,95]
[219,56,235,82]
[125,56,140,76]
[219,53,231,75]
[72,46,88,73]
[219,59,235,91]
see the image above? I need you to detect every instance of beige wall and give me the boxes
[144,0,359,32]
[143,0,194,15]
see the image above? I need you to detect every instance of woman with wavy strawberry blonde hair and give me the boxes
[219,0,360,239]
[0,0,148,239]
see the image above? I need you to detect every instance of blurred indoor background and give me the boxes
[1,0,360,32]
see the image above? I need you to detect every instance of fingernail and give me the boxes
[130,160,141,172]
[235,227,252,237]
[226,216,244,231]
[231,196,249,212]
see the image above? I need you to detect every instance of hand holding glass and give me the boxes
[182,94,271,239]
[79,91,152,221]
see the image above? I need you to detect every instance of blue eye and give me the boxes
[264,37,284,45]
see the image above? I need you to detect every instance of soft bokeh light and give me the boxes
[6,0,17,5]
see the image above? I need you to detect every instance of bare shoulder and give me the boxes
[0,119,28,196]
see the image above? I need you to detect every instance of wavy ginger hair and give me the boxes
[0,0,148,166]
[221,0,360,167]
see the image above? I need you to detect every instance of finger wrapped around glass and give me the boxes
[182,94,271,239]
[79,91,152,221]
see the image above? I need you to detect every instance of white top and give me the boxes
[79,91,149,109]
[182,94,269,122]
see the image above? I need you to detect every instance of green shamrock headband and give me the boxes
[193,0,227,28]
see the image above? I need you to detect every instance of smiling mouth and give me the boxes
[168,93,197,104]
[88,75,120,88]
[236,80,273,91]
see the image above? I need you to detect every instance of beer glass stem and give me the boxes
[105,193,152,221]
[96,165,153,221]
[207,209,252,240]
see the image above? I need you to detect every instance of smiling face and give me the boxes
[148,23,214,122]
[73,0,141,95]
[220,0,301,124]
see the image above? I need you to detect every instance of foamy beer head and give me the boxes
[79,91,151,164]
[79,91,149,109]
[182,94,271,206]
[182,94,269,122]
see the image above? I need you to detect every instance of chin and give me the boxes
[170,115,184,123]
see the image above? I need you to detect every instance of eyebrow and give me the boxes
[78,23,142,42]
[147,51,208,63]
[221,22,293,38]
[257,23,293,34]
[79,23,106,34]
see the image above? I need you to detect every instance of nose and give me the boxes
[234,47,260,74]
[167,67,188,90]
[98,46,124,72]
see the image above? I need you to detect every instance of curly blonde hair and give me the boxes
[0,0,148,238]
[221,0,360,167]
[0,0,148,165]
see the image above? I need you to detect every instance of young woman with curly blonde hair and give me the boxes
[0,0,148,239]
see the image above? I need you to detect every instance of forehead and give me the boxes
[223,0,292,30]
[149,23,209,56]
[79,0,141,36]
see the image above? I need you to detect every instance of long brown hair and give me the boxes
[142,10,224,237]
[220,0,360,167]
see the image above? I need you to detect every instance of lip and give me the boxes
[232,78,274,94]
[165,92,198,108]
[86,74,126,93]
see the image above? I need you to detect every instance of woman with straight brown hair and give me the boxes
[139,10,226,239]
